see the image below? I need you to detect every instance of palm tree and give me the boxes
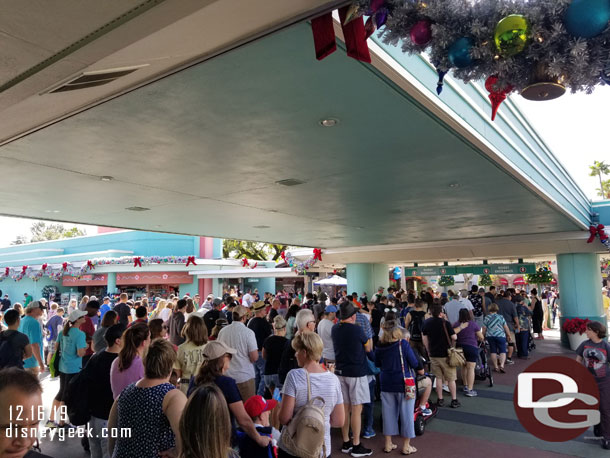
[598,178,610,199]
[589,160,610,197]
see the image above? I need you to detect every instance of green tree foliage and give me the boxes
[439,275,455,286]
[222,239,289,261]
[478,274,493,286]
[597,178,610,199]
[525,267,554,285]
[11,222,85,245]
[589,160,610,198]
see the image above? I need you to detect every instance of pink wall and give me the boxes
[199,237,214,298]
[97,226,122,234]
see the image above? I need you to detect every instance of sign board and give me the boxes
[405,264,536,276]
[408,266,457,276]
[456,264,536,275]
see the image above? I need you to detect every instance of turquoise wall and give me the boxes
[557,252,604,346]
[347,263,388,297]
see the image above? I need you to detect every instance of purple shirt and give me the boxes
[110,355,144,400]
[452,321,481,348]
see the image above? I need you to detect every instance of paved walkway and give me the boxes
[37,330,605,457]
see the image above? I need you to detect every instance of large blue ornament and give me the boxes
[448,37,474,68]
[564,0,610,38]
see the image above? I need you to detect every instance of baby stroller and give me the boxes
[413,356,438,436]
[475,340,493,387]
[528,329,536,353]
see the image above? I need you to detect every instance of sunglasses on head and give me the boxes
[384,307,398,313]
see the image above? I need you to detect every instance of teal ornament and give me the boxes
[564,0,610,38]
[448,37,474,68]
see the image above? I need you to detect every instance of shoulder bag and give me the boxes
[49,334,62,378]
[398,340,416,400]
[442,320,465,367]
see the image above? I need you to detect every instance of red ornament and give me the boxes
[313,248,323,262]
[133,257,142,268]
[410,20,432,46]
[186,256,197,267]
[485,76,513,121]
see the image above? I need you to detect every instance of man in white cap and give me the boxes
[218,305,258,401]
[18,301,45,376]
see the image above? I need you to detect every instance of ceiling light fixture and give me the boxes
[275,178,305,187]
[100,176,114,182]
[319,118,339,127]
[125,206,150,212]
[448,183,460,188]
[44,210,60,213]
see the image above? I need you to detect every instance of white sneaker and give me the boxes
[442,384,450,393]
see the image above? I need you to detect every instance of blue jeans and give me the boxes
[89,416,109,458]
[264,374,282,391]
[516,331,530,357]
[254,352,266,396]
[362,378,376,434]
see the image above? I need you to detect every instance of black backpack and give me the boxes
[408,311,425,341]
[0,331,23,369]
[64,367,91,426]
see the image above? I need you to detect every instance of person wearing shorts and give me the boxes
[422,304,460,409]
[453,309,484,397]
[332,302,373,457]
[482,303,512,373]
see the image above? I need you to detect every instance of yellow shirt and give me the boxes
[603,295,610,311]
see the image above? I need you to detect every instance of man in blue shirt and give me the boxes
[99,296,112,321]
[332,302,373,457]
[18,301,45,376]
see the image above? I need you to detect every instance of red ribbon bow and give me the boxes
[313,248,323,262]
[87,260,95,270]
[186,256,196,267]
[280,251,287,263]
[242,258,250,268]
[252,262,258,269]
[41,263,48,272]
[133,257,142,268]
[587,224,609,243]
[4,267,9,276]
[62,262,69,271]
[21,266,28,274]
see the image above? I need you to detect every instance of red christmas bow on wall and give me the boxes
[41,263,48,272]
[242,258,250,268]
[587,224,609,243]
[87,260,95,271]
[280,251,287,263]
[4,267,9,276]
[133,257,142,268]
[313,248,323,262]
[186,256,196,267]
[21,266,28,274]
[62,262,69,271]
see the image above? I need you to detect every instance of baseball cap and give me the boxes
[252,301,266,311]
[378,286,385,291]
[244,395,278,419]
[325,305,338,313]
[68,310,87,323]
[26,301,44,311]
[202,340,236,360]
[212,297,223,307]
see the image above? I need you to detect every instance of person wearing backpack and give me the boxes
[0,309,32,369]
[279,332,344,458]
[404,299,428,359]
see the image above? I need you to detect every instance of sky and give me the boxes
[0,89,606,248]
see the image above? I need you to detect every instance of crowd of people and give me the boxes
[0,283,602,458]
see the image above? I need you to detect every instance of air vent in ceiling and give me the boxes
[125,206,150,212]
[47,65,147,93]
[276,178,305,187]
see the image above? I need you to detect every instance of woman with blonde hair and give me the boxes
[108,339,187,458]
[179,384,234,458]
[110,323,151,399]
[375,320,425,455]
[279,332,344,458]
[174,315,208,394]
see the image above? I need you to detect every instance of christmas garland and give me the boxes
[439,275,455,286]
[0,255,198,283]
[328,0,610,113]
[281,249,323,274]
[525,265,554,284]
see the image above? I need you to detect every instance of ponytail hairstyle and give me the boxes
[118,323,150,372]
[62,318,74,337]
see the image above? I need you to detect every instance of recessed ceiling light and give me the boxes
[319,118,339,127]
[44,210,60,213]
[275,178,306,187]
[448,183,460,188]
[125,206,150,212]
[100,176,114,182]
[253,225,270,229]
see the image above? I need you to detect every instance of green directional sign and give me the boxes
[456,264,536,275]
[405,264,536,276]
[407,266,457,276]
